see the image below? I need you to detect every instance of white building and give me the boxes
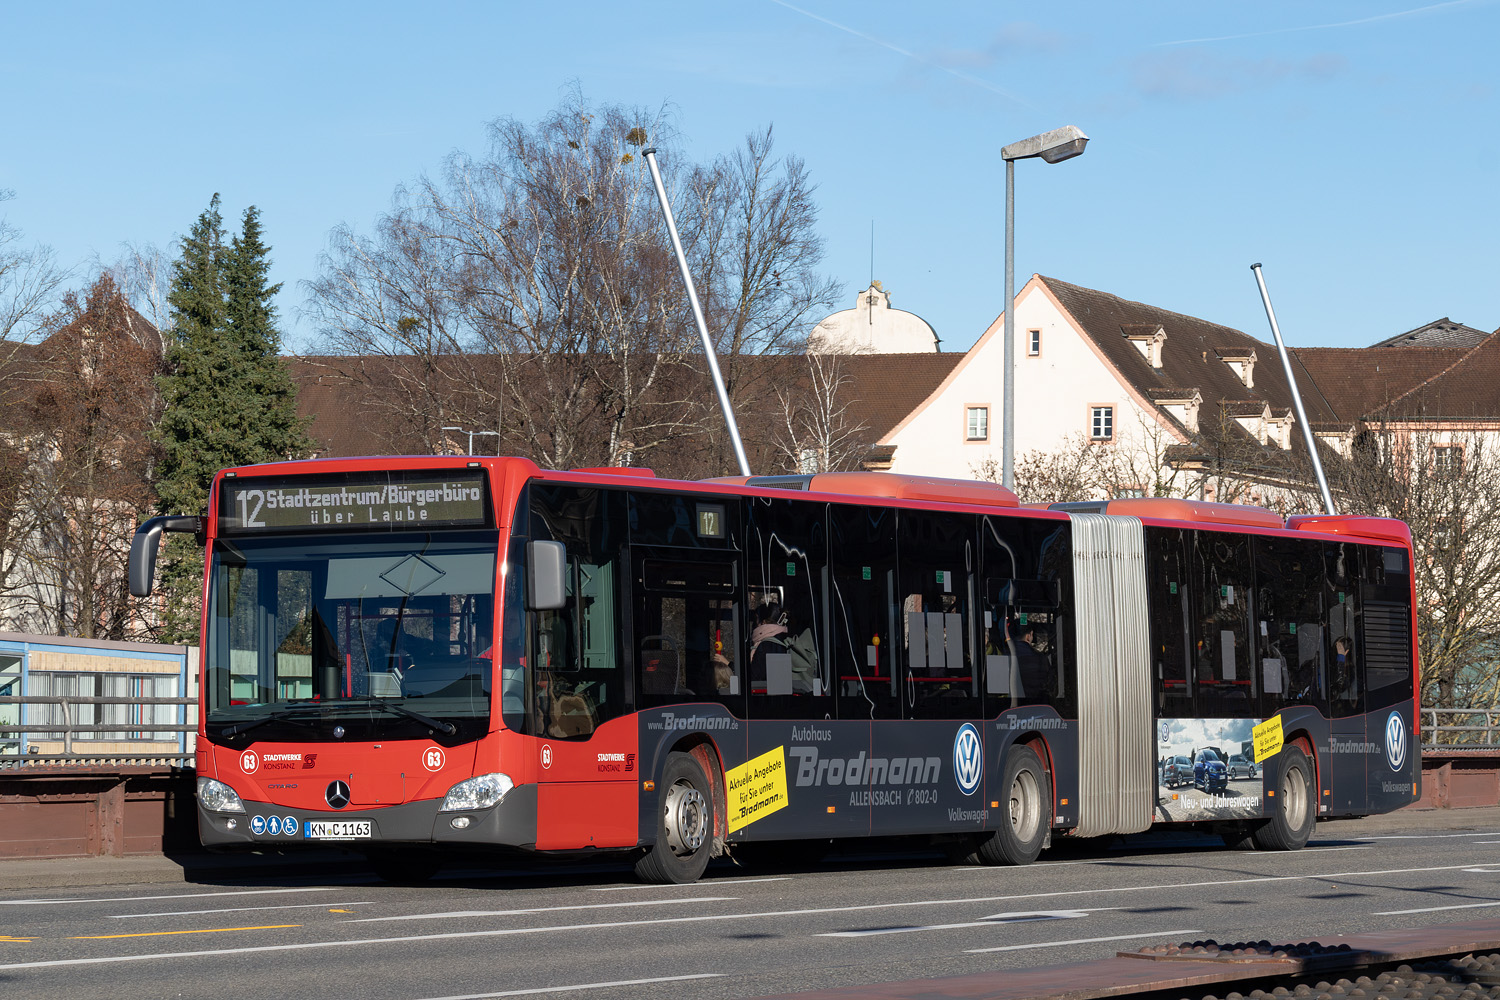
[809,282,940,354]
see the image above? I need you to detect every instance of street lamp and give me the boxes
[1001,126,1088,490]
[441,426,501,456]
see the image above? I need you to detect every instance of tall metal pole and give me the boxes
[1251,263,1337,515]
[1002,158,1016,489]
[642,148,753,478]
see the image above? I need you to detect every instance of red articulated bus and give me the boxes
[128,457,1420,884]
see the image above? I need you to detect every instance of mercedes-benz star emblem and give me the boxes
[326,780,351,809]
[333,725,346,739]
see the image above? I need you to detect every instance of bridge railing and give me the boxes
[0,694,195,768]
[1422,707,1500,751]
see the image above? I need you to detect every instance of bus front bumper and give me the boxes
[198,782,538,850]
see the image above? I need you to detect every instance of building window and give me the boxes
[1432,445,1464,475]
[1090,406,1114,441]
[27,671,180,741]
[966,406,989,441]
[1112,486,1145,499]
[1027,329,1041,357]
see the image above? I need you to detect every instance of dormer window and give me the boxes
[1214,348,1257,387]
[1121,323,1166,369]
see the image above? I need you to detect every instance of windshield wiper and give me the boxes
[220,703,327,738]
[346,697,458,735]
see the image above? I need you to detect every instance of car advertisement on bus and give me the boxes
[1156,717,1265,822]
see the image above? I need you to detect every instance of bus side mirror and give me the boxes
[527,540,567,610]
[128,515,205,598]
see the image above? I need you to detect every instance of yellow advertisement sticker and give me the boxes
[725,746,789,833]
[1252,716,1284,763]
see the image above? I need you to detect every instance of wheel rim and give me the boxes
[1009,768,1041,841]
[663,779,708,856]
[1281,763,1307,831]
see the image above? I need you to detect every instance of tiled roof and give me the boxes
[1370,317,1490,349]
[1295,333,1500,422]
[1037,276,1342,446]
[288,351,965,466]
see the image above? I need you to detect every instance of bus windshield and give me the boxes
[205,531,497,743]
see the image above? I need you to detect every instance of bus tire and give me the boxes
[971,745,1048,866]
[1252,745,1314,851]
[635,751,716,884]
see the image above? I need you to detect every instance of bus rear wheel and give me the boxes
[635,751,716,884]
[1251,745,1315,851]
[969,745,1048,866]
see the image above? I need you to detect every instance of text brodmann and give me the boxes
[791,747,940,787]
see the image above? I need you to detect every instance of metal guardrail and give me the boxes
[0,695,195,768]
[1422,707,1500,751]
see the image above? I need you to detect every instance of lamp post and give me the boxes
[441,426,500,456]
[1001,125,1089,490]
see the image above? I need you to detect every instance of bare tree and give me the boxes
[768,354,871,474]
[1,274,161,638]
[0,190,68,347]
[688,127,843,472]
[304,97,840,477]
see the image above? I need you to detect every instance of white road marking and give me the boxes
[1302,845,1376,852]
[0,887,347,906]
[1366,832,1500,840]
[347,896,738,923]
[820,908,1101,938]
[2,861,1489,971]
[968,928,1202,953]
[590,877,790,891]
[109,901,375,919]
[413,973,724,999]
[1375,900,1500,915]
[1470,841,1500,844]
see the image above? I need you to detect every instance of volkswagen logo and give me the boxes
[326,780,351,809]
[953,723,983,796]
[1385,711,1408,772]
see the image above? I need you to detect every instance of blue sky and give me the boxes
[3,1,1496,353]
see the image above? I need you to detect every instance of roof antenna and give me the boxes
[1251,263,1337,515]
[642,148,752,477]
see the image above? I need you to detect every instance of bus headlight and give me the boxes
[440,773,514,812]
[197,777,246,813]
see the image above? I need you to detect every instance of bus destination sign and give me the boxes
[221,474,489,534]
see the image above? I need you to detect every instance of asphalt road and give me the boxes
[3,811,1500,1000]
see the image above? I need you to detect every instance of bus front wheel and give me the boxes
[970,745,1048,866]
[635,751,716,884]
[1251,745,1315,851]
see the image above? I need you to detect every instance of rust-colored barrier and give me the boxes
[1414,749,1500,810]
[0,765,197,858]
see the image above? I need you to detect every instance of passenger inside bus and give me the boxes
[1007,617,1049,701]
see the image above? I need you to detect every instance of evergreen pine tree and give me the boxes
[151,196,312,641]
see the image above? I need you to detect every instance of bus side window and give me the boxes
[1325,542,1363,718]
[1363,545,1414,711]
[830,503,900,721]
[528,485,628,740]
[632,554,742,713]
[899,510,979,720]
[1190,530,1254,718]
[1253,536,1327,718]
[744,496,830,720]
[1145,527,1193,719]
